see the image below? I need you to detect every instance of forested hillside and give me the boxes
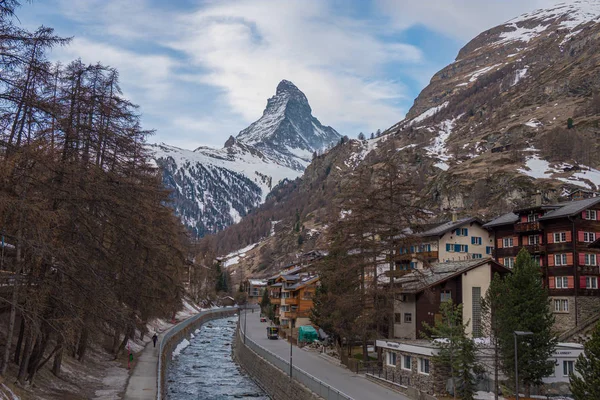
[0,0,192,390]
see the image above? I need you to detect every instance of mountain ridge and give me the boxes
[151,80,341,237]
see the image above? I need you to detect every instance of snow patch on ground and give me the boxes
[410,102,449,125]
[222,242,260,267]
[224,256,240,268]
[468,64,503,82]
[525,119,543,128]
[425,115,464,169]
[519,155,600,190]
[512,67,528,86]
[93,366,128,400]
[172,338,191,357]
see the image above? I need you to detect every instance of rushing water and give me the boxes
[166,315,269,399]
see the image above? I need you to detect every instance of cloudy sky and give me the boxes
[18,0,562,149]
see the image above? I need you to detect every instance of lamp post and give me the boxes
[513,331,533,400]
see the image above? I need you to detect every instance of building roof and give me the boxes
[248,279,267,286]
[482,212,519,228]
[396,258,506,294]
[416,217,483,237]
[287,275,319,290]
[484,198,600,228]
[539,197,600,220]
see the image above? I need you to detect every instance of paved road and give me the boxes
[123,331,164,400]
[242,310,409,400]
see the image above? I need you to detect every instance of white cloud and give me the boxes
[375,0,561,41]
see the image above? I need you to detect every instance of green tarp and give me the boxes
[298,325,318,343]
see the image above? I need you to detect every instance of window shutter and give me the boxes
[465,245,469,252]
[566,231,572,242]
[547,233,554,244]
[446,243,451,252]
[567,253,574,265]
[578,231,585,242]
[498,257,503,266]
[579,253,586,265]
[513,236,519,246]
[582,211,587,219]
[548,256,555,267]
[521,215,527,223]
[464,229,469,236]
[497,239,503,248]
[567,276,574,289]
[580,276,587,289]
[539,257,544,267]
[539,234,543,244]
[471,237,475,244]
[454,244,461,252]
[549,278,555,289]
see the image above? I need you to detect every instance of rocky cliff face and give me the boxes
[151,80,340,237]
[383,0,600,213]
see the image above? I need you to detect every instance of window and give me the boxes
[503,237,514,247]
[440,290,452,302]
[504,257,515,268]
[472,253,483,259]
[472,287,482,337]
[281,305,290,312]
[554,299,568,312]
[531,255,541,266]
[456,228,468,236]
[528,213,539,222]
[585,210,597,220]
[528,235,540,245]
[471,237,482,245]
[555,276,569,289]
[563,360,574,376]
[395,313,402,323]
[586,276,598,289]
[282,292,290,298]
[583,232,596,243]
[419,358,430,375]
[387,352,397,367]
[486,246,493,255]
[454,244,468,253]
[403,355,412,370]
[554,232,567,243]
[404,313,412,323]
[446,243,454,253]
[555,254,568,266]
[585,254,597,266]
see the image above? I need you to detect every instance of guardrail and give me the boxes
[238,316,354,400]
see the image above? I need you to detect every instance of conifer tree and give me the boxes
[570,322,600,400]
[423,300,477,399]
[481,272,505,400]
[496,248,557,397]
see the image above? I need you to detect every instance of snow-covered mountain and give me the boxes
[150,80,341,237]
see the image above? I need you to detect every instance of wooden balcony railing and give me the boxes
[385,270,413,278]
[395,251,438,261]
[515,221,541,232]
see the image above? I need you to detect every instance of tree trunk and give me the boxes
[362,338,368,365]
[0,281,18,376]
[14,318,25,365]
[17,329,35,385]
[76,326,89,362]
[51,336,64,376]
[494,340,499,400]
[114,332,129,360]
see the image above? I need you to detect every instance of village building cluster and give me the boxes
[241,194,600,396]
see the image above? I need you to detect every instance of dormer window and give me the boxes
[527,214,539,222]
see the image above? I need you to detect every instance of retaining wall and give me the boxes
[232,329,322,400]
[157,307,238,400]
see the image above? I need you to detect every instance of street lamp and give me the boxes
[514,331,533,400]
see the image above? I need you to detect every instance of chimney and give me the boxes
[451,210,458,222]
[534,190,542,206]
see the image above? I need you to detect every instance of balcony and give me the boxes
[523,244,546,253]
[270,297,281,305]
[284,297,299,306]
[395,251,438,261]
[385,269,413,278]
[514,221,541,233]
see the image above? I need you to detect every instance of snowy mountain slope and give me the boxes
[236,80,340,171]
[151,80,340,237]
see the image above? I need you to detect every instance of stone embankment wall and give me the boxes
[232,330,321,400]
[158,308,238,399]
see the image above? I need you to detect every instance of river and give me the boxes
[166,315,269,399]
